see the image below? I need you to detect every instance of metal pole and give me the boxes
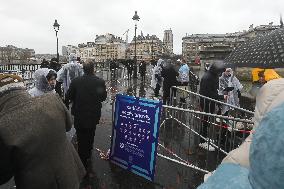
[56,31,59,62]
[133,24,137,78]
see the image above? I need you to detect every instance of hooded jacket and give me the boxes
[222,78,284,168]
[28,68,56,97]
[198,99,284,189]
[199,62,225,100]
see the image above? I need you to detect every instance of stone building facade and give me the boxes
[76,33,126,62]
[0,45,35,64]
[128,34,166,62]
[62,45,80,60]
[182,22,280,64]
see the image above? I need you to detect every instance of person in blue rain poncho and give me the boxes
[198,78,284,189]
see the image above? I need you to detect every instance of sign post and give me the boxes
[109,94,162,181]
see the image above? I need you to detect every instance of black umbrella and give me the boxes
[224,28,284,68]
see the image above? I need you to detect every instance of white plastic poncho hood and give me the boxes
[28,68,56,97]
[219,68,243,114]
[57,53,84,95]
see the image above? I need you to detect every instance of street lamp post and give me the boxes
[53,19,60,62]
[132,11,140,78]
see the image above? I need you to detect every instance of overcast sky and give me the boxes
[0,0,283,54]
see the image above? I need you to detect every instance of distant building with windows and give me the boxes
[75,33,126,62]
[182,22,280,64]
[63,29,175,63]
[128,33,167,62]
[0,45,35,64]
[62,45,80,60]
[93,34,126,62]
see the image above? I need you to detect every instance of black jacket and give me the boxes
[161,63,179,88]
[67,74,107,129]
[199,62,225,100]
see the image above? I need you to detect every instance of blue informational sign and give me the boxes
[109,94,162,181]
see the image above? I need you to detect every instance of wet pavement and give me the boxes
[81,75,206,189]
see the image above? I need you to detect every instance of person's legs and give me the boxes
[76,128,96,169]
[200,100,215,143]
[163,86,170,105]
[154,83,161,97]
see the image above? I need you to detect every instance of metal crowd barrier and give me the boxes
[0,64,127,88]
[158,104,253,175]
[169,86,254,119]
[156,86,254,178]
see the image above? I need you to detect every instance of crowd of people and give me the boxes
[150,58,192,104]
[2,54,284,188]
[0,53,107,188]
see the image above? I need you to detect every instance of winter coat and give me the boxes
[199,62,225,112]
[57,61,84,96]
[161,63,179,97]
[222,78,284,168]
[0,88,85,189]
[28,68,56,97]
[198,99,284,189]
[219,72,243,114]
[199,62,224,100]
[66,74,107,129]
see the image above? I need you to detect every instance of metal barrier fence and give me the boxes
[156,86,254,177]
[158,105,253,175]
[0,64,128,89]
[170,86,254,119]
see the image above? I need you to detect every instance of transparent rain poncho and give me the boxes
[57,53,84,95]
[28,68,56,97]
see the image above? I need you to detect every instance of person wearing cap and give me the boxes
[28,68,57,97]
[0,74,85,188]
